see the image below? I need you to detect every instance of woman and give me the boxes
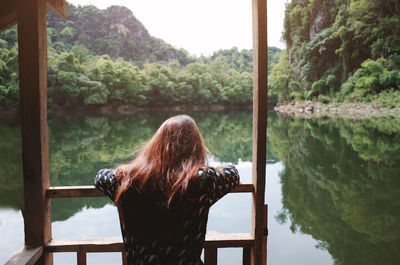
[94,115,239,265]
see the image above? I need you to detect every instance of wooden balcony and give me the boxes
[2,0,268,264]
[7,183,266,265]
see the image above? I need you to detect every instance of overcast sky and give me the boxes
[68,0,287,56]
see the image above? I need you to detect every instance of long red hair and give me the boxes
[115,115,208,205]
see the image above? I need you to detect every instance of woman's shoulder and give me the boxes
[195,165,239,188]
[198,165,239,179]
[94,168,117,201]
[191,165,240,205]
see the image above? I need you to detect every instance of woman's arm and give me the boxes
[201,165,240,206]
[94,168,117,202]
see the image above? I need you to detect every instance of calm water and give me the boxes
[0,110,399,265]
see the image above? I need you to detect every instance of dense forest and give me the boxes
[270,0,400,108]
[0,4,281,109]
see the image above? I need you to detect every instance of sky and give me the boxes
[68,0,288,56]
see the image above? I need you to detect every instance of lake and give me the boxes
[0,110,399,265]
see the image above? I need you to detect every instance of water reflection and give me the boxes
[2,111,399,264]
[1,110,271,221]
[268,115,400,265]
[0,120,23,210]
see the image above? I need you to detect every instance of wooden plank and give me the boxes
[5,247,43,265]
[46,233,254,253]
[232,183,254,193]
[243,247,251,265]
[204,247,217,265]
[251,0,268,264]
[47,237,124,253]
[205,231,254,248]
[77,251,87,265]
[0,0,17,32]
[262,204,268,265]
[121,251,128,265]
[47,186,104,198]
[0,0,67,32]
[47,0,68,18]
[17,0,52,264]
[46,183,254,198]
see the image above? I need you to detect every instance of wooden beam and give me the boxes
[251,0,268,264]
[17,0,52,264]
[121,251,128,265]
[0,0,68,33]
[205,231,254,248]
[47,186,104,198]
[77,252,87,265]
[262,204,268,265]
[47,237,124,253]
[47,0,68,18]
[5,247,43,265]
[46,183,254,198]
[204,247,217,265]
[46,233,254,253]
[243,247,251,265]
[0,0,17,32]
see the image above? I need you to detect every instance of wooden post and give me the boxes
[262,204,268,265]
[251,0,268,264]
[243,247,251,265]
[121,251,128,265]
[17,0,52,264]
[204,247,217,265]
[77,252,87,265]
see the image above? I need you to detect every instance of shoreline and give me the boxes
[0,104,257,119]
[274,101,400,119]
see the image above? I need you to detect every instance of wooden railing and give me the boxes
[46,183,255,198]
[4,0,267,263]
[41,183,263,265]
[5,247,43,265]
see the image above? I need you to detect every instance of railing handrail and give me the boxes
[46,182,254,198]
[46,232,254,253]
[5,246,43,265]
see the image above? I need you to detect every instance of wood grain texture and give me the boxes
[5,247,43,265]
[17,0,52,264]
[0,0,17,32]
[47,0,68,18]
[251,0,268,264]
[46,183,254,198]
[77,252,86,265]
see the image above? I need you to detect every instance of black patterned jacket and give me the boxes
[94,165,240,265]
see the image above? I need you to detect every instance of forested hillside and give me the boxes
[270,0,400,108]
[0,3,281,110]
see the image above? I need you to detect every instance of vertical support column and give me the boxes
[204,247,218,265]
[243,247,251,265]
[251,0,268,264]
[262,204,268,265]
[17,0,52,264]
[77,252,87,265]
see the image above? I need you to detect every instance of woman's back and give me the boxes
[94,115,240,264]
[95,165,239,265]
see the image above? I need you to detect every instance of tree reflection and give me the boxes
[269,115,400,265]
[1,110,269,221]
[0,120,23,209]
